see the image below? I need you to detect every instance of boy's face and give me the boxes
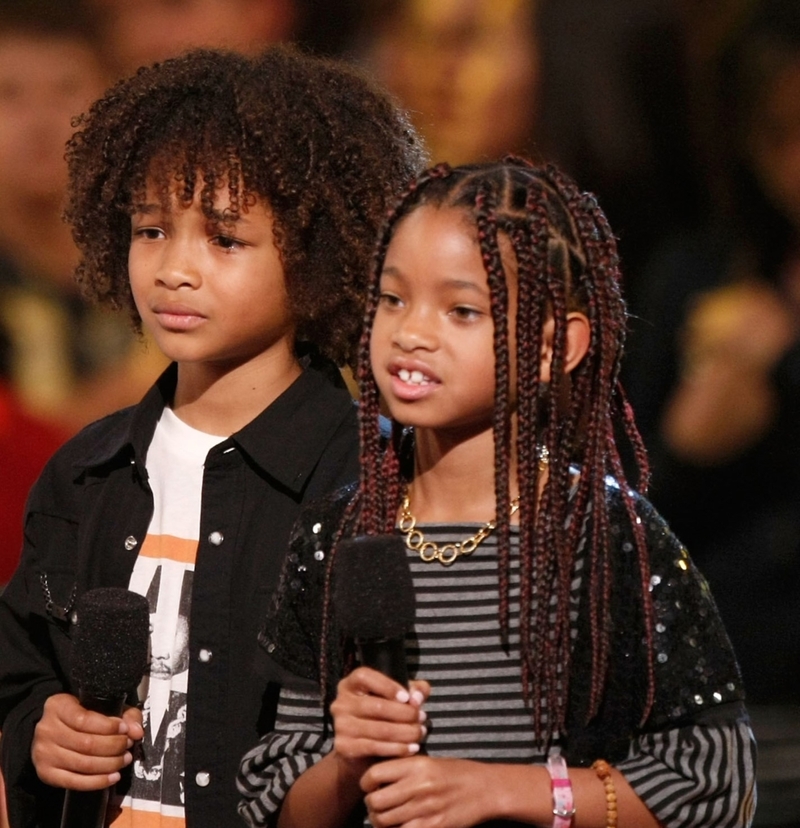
[0,33,106,203]
[128,176,296,373]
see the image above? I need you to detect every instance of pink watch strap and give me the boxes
[547,746,576,828]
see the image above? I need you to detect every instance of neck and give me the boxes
[172,345,302,435]
[409,425,518,523]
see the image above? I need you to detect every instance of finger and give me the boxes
[364,755,438,794]
[121,706,144,740]
[33,743,133,789]
[335,735,420,763]
[408,680,431,707]
[339,667,410,702]
[336,712,426,746]
[38,766,125,792]
[46,695,126,736]
[36,720,133,758]
[362,768,423,826]
[334,692,426,726]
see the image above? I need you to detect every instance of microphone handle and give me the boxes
[60,692,127,828]
[357,637,409,687]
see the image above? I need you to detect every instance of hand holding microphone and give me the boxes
[31,588,149,827]
[333,534,416,687]
[329,536,428,765]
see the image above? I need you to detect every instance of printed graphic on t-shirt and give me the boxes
[110,407,220,827]
[112,538,196,828]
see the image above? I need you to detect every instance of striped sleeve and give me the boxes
[237,686,332,828]
[617,716,757,827]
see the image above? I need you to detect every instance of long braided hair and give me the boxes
[324,158,654,744]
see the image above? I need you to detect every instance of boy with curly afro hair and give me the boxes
[0,44,426,828]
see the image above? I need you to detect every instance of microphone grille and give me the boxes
[333,535,415,640]
[71,588,150,699]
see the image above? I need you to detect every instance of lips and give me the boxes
[151,302,206,332]
[387,359,440,401]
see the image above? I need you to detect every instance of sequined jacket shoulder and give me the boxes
[259,478,745,764]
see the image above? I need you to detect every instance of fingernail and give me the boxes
[126,738,134,749]
[118,721,128,734]
[108,772,121,784]
[420,725,427,739]
[418,709,427,723]
[395,689,410,703]
[411,689,424,706]
[123,752,133,766]
[408,743,420,754]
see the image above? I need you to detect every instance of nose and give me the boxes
[155,238,201,290]
[391,306,437,352]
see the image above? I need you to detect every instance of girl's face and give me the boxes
[370,204,516,436]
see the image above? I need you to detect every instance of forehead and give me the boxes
[129,155,263,209]
[129,169,268,221]
[392,204,516,260]
[387,203,519,283]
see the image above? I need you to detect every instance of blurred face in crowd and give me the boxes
[0,32,107,204]
[748,57,800,229]
[365,0,540,165]
[88,0,297,77]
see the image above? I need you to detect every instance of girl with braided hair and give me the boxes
[238,159,756,828]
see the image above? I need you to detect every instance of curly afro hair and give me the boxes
[64,44,427,367]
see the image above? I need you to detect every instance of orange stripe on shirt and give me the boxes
[139,534,198,565]
[111,805,185,828]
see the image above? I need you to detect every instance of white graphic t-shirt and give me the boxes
[112,408,223,828]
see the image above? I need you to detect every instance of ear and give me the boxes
[540,312,591,383]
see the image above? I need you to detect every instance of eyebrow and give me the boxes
[381,266,488,295]
[129,203,245,225]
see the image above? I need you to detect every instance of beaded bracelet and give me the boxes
[546,747,575,828]
[591,759,618,828]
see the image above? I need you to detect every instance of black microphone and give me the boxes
[61,587,150,828]
[333,535,416,687]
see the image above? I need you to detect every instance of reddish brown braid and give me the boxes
[474,182,514,642]
[323,158,655,740]
[539,164,655,721]
[316,164,453,699]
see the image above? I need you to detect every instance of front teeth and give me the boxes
[398,368,431,386]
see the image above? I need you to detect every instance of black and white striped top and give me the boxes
[238,527,756,828]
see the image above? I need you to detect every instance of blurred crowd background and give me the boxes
[1,0,799,824]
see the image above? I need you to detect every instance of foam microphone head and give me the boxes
[333,535,415,685]
[71,587,150,703]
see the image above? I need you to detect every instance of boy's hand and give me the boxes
[32,693,143,790]
[361,756,493,828]
[330,667,429,773]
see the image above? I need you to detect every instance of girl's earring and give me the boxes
[537,444,550,472]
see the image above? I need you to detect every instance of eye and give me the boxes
[378,291,403,309]
[213,234,244,251]
[132,226,165,241]
[450,305,483,321]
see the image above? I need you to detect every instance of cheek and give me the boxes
[368,313,389,368]
[127,255,148,307]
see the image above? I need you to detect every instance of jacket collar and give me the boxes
[73,361,356,495]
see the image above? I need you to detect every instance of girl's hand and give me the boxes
[361,755,496,828]
[330,667,429,773]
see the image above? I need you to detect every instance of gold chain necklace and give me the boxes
[398,494,520,566]
[398,446,549,566]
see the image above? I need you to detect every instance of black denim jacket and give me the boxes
[0,360,359,828]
